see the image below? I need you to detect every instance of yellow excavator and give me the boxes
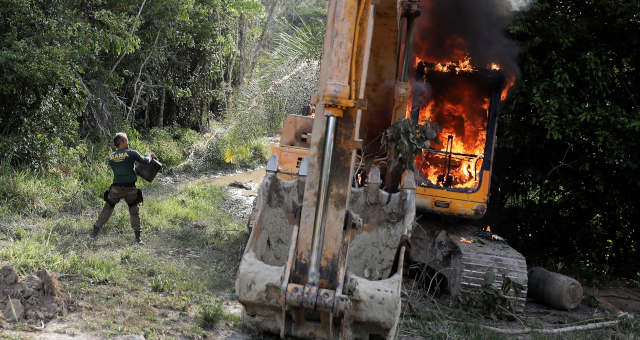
[236,0,527,338]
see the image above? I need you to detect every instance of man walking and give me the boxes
[92,132,156,244]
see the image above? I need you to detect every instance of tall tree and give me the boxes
[0,0,266,167]
[248,0,280,76]
[488,0,640,278]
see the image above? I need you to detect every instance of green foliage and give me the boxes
[0,0,327,170]
[1,0,267,168]
[192,132,269,171]
[277,0,328,33]
[271,19,325,65]
[197,301,225,329]
[127,126,200,168]
[0,127,205,219]
[0,0,88,168]
[201,4,327,168]
[382,118,440,171]
[488,0,640,279]
[151,276,175,293]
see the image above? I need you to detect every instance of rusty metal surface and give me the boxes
[343,272,404,338]
[361,0,400,149]
[347,167,416,280]
[237,0,502,338]
[293,0,377,289]
[285,283,306,308]
[280,115,314,148]
[247,170,304,266]
[316,288,337,311]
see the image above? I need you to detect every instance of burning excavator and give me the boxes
[236,0,527,338]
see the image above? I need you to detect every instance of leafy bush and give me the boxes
[488,0,640,279]
[124,126,200,168]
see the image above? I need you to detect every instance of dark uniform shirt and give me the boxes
[108,149,150,185]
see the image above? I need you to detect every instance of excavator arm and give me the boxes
[236,1,420,338]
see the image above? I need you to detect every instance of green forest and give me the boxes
[0,0,639,338]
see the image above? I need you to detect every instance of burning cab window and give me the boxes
[409,59,497,190]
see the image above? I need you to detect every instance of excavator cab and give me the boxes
[412,67,506,219]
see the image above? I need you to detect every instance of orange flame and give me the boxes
[460,237,473,244]
[409,55,516,189]
[433,57,474,74]
[501,74,515,101]
[412,82,489,189]
[485,226,491,232]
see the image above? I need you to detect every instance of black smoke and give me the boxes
[412,0,520,76]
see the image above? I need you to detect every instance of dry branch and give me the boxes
[110,0,148,75]
[477,320,620,335]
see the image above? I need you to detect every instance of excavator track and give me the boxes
[410,222,528,311]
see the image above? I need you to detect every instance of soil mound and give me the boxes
[0,265,71,325]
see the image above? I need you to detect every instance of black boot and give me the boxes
[91,224,100,238]
[135,230,143,244]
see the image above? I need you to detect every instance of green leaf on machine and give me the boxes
[381,118,440,171]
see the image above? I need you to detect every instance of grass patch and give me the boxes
[403,309,509,340]
[71,253,125,285]
[402,299,640,340]
[197,301,225,329]
[151,276,175,293]
[0,178,249,338]
[0,230,70,275]
[0,335,24,340]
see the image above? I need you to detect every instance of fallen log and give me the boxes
[528,267,583,310]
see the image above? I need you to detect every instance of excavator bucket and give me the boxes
[237,158,416,339]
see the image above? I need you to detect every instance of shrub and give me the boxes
[192,133,269,171]
[197,301,225,329]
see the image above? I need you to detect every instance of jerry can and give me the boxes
[135,158,162,182]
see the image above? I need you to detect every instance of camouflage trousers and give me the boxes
[94,185,141,236]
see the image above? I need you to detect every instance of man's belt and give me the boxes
[111,182,136,188]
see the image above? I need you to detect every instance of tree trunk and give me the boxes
[144,98,149,129]
[158,88,165,128]
[200,79,210,132]
[248,0,279,76]
[233,12,247,86]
